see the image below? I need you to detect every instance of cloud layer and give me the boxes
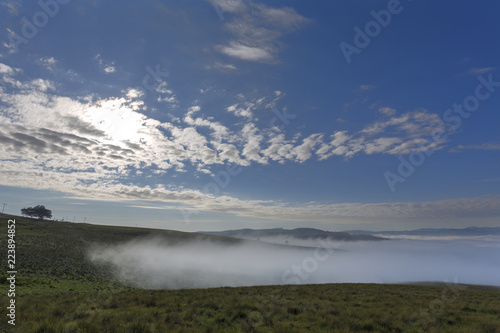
[1,61,499,223]
[89,236,500,289]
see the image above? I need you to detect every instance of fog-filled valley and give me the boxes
[88,233,500,289]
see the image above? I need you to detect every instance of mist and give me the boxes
[88,236,500,289]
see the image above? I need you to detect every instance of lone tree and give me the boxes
[21,205,52,220]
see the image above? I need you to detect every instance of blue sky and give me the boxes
[0,0,499,231]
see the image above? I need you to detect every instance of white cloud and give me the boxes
[359,84,375,91]
[241,123,267,163]
[1,1,20,16]
[481,178,500,183]
[124,88,144,99]
[316,131,351,160]
[0,71,189,177]
[208,0,246,14]
[315,110,446,159]
[158,96,178,103]
[261,134,295,163]
[468,67,496,75]
[103,66,116,73]
[29,78,56,92]
[155,81,178,106]
[207,62,237,71]
[363,137,402,154]
[37,57,58,72]
[378,107,396,116]
[94,54,116,74]
[155,82,172,94]
[212,142,249,166]
[3,29,21,53]
[293,134,323,163]
[183,106,229,140]
[452,143,500,152]
[0,63,17,75]
[214,1,309,62]
[254,4,309,30]
[218,43,272,62]
[226,102,254,118]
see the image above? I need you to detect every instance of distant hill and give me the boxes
[346,226,500,237]
[201,227,386,243]
[0,215,344,293]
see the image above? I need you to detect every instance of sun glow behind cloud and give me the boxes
[86,96,149,145]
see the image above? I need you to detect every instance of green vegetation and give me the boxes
[1,215,499,332]
[0,215,240,294]
[2,282,500,332]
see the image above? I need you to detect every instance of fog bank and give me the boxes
[88,236,500,289]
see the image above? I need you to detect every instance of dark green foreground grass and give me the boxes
[0,215,499,332]
[2,283,500,332]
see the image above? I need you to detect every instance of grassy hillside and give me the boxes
[0,214,240,294]
[0,214,499,332]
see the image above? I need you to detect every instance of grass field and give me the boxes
[1,215,499,332]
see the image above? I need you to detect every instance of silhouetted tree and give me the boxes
[21,207,35,218]
[21,205,52,220]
